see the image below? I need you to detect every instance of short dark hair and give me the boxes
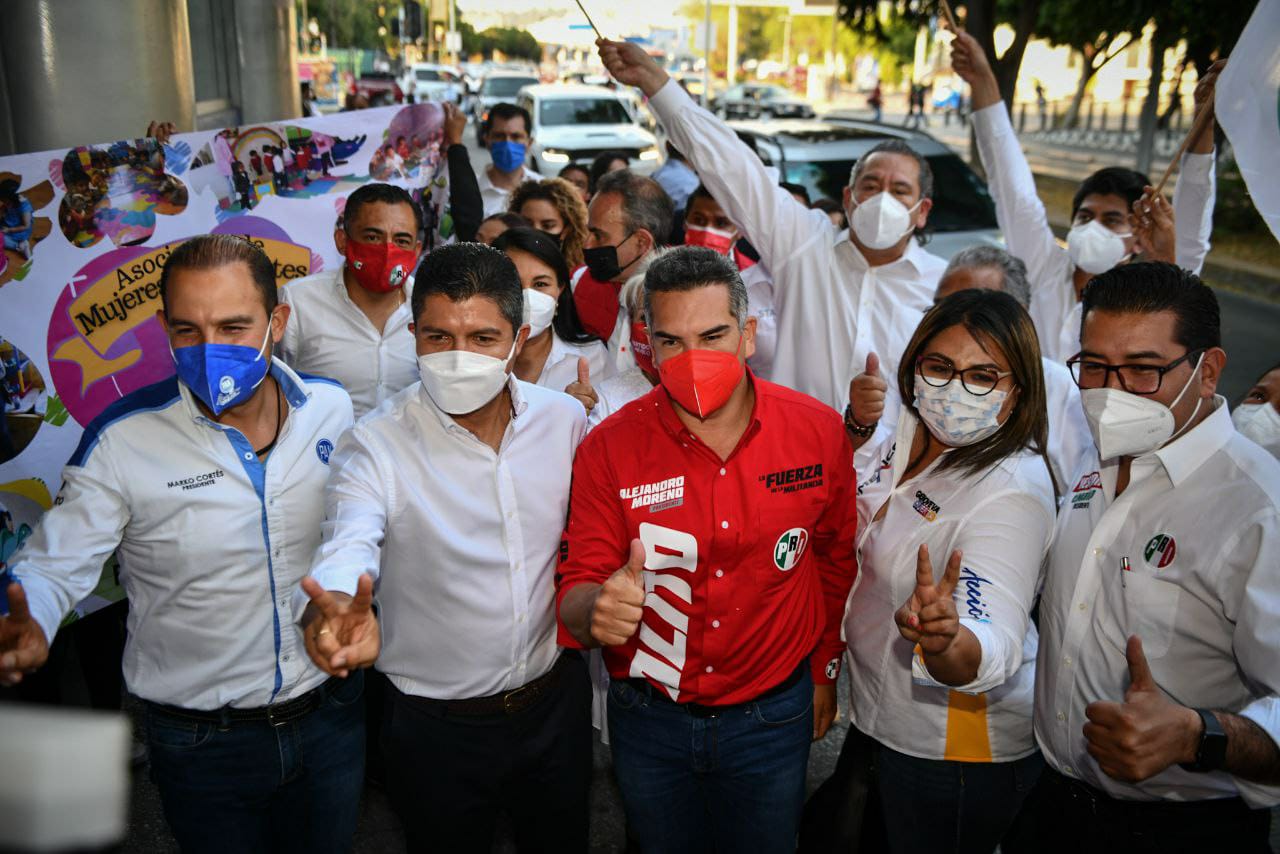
[480,211,531,231]
[342,182,423,236]
[643,245,748,330]
[687,184,715,209]
[411,242,524,335]
[589,150,633,194]
[492,227,598,344]
[484,102,532,138]
[596,169,675,248]
[850,139,935,200]
[780,182,811,206]
[1072,166,1149,219]
[1080,261,1220,352]
[160,234,278,318]
[559,163,590,182]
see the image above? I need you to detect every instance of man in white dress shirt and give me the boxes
[1033,263,1280,850]
[597,38,947,460]
[279,182,424,418]
[0,235,360,854]
[297,242,591,853]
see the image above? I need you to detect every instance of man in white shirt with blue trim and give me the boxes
[1033,262,1280,850]
[0,235,361,854]
[296,242,592,853]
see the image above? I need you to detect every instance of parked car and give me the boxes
[515,84,661,176]
[351,71,403,107]
[400,63,464,105]
[727,117,1001,259]
[474,72,541,123]
[713,83,814,120]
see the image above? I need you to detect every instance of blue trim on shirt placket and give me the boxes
[223,426,285,702]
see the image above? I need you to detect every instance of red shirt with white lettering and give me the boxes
[556,374,857,705]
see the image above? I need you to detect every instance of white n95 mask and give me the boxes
[1232,403,1280,457]
[1067,220,1130,275]
[848,192,920,251]
[1080,354,1203,459]
[418,341,516,415]
[522,288,557,338]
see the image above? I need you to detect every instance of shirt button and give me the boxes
[1078,602,1087,611]
[712,620,720,628]
[1063,657,1071,666]
[715,569,724,578]
[720,520,729,529]
[705,666,713,673]
[719,467,726,476]
[1057,712,1066,722]
[243,451,254,460]
[1093,548,1103,557]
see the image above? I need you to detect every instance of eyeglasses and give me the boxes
[915,356,1012,396]
[1067,349,1203,395]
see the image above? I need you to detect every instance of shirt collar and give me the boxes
[836,231,930,276]
[653,368,765,455]
[1147,395,1231,487]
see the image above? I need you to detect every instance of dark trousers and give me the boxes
[608,664,814,854]
[1010,767,1271,854]
[145,672,365,854]
[381,653,592,854]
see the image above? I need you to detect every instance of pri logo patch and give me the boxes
[1071,471,1102,509]
[825,657,840,679]
[315,439,334,465]
[773,527,809,571]
[1143,533,1176,568]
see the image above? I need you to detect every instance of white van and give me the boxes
[515,84,661,176]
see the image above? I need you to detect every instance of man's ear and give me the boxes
[634,229,656,256]
[842,185,853,211]
[742,315,758,362]
[913,196,933,230]
[270,303,291,345]
[334,227,347,257]
[1200,347,1226,399]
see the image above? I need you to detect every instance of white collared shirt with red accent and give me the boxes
[556,374,858,706]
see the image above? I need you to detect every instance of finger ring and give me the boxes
[317,628,332,637]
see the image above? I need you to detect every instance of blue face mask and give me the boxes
[172,325,272,416]
[490,140,527,173]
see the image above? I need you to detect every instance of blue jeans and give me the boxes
[872,739,1043,854]
[608,666,813,854]
[145,672,365,854]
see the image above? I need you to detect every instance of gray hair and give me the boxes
[619,247,673,319]
[596,169,675,247]
[943,245,1031,309]
[848,139,935,201]
[643,246,748,330]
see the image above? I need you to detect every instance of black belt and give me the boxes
[404,653,570,717]
[625,657,808,718]
[1042,767,1254,821]
[147,676,339,727]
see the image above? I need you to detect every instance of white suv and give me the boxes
[515,85,661,176]
[400,63,463,105]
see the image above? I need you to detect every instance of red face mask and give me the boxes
[657,337,745,419]
[629,322,655,378]
[683,224,737,256]
[345,240,419,293]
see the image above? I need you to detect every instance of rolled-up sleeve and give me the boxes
[1172,150,1215,276]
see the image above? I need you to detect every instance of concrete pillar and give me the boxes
[0,0,195,155]
[234,0,301,122]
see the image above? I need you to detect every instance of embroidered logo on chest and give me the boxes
[912,490,940,522]
[619,476,686,511]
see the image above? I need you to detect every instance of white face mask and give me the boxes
[1067,220,1131,275]
[848,191,920,251]
[1232,403,1280,457]
[418,340,517,415]
[913,374,1008,447]
[522,288,557,338]
[1080,354,1203,459]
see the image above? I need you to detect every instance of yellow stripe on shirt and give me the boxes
[943,689,992,762]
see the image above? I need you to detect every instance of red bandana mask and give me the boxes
[346,240,419,293]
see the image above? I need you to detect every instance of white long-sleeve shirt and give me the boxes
[12,361,354,710]
[299,377,586,700]
[279,268,418,419]
[1037,399,1280,806]
[845,411,1056,762]
[1043,356,1092,492]
[647,80,946,425]
[970,104,1215,364]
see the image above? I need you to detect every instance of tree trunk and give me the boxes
[1062,57,1096,130]
[1135,28,1166,177]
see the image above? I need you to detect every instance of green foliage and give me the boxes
[301,0,402,51]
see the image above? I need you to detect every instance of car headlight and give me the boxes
[542,150,570,163]
[638,147,660,161]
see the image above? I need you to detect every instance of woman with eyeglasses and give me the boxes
[839,288,1057,853]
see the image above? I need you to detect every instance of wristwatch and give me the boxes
[1179,708,1228,773]
[843,404,877,438]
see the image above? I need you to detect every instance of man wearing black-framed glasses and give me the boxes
[1029,262,1280,850]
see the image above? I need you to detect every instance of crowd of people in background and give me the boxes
[2,30,1279,854]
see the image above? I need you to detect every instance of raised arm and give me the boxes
[1171,60,1224,276]
[443,102,484,243]
[597,39,832,278]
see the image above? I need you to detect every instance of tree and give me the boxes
[1036,0,1146,129]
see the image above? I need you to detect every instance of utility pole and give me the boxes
[727,0,738,86]
[702,0,712,108]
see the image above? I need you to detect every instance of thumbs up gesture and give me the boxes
[848,352,887,434]
[895,544,962,654]
[564,356,598,415]
[590,539,647,646]
[1082,635,1204,782]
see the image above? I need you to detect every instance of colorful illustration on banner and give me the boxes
[51,138,189,248]
[0,174,55,286]
[0,338,49,465]
[369,103,446,181]
[187,124,368,220]
[45,217,321,428]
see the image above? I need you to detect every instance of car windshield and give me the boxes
[540,98,632,126]
[757,86,788,100]
[781,153,998,233]
[483,76,538,97]
[415,69,442,81]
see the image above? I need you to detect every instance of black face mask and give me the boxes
[583,232,635,281]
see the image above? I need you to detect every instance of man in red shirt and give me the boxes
[557,246,857,853]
